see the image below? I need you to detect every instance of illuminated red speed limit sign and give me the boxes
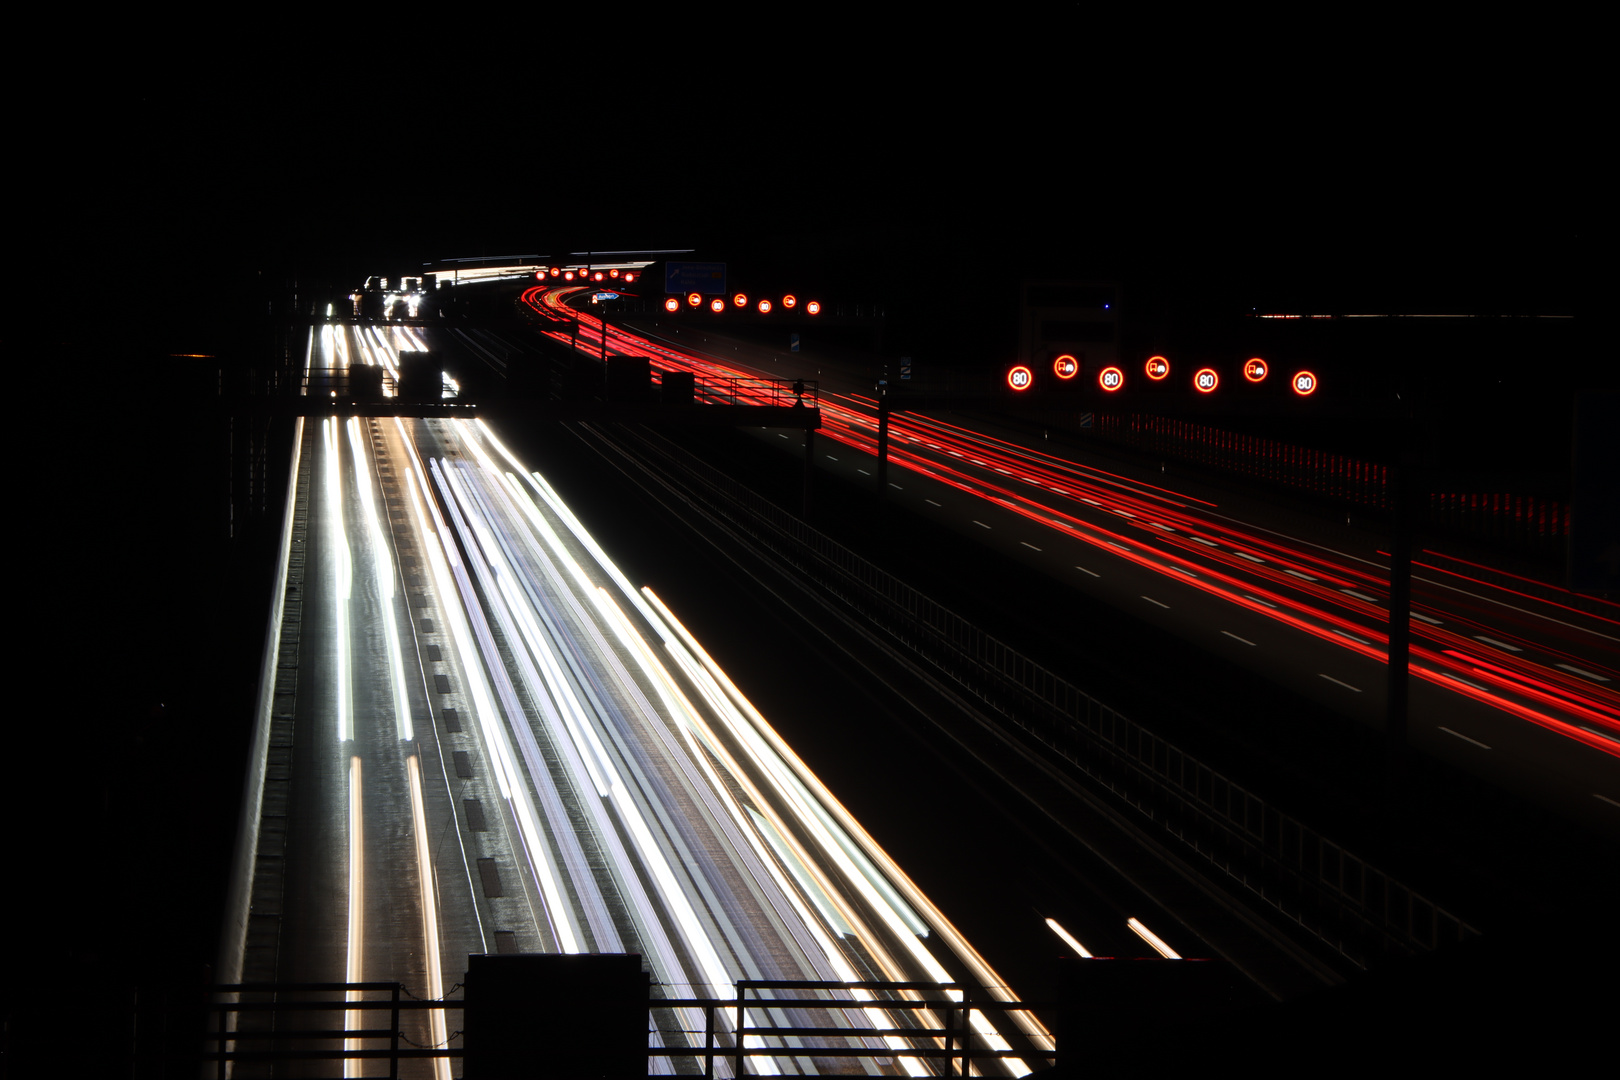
[1098,366,1124,391]
[1292,370,1319,396]
[1244,357,1268,383]
[664,297,680,313]
[1194,367,1219,393]
[1007,365,1034,391]
[1053,354,1078,380]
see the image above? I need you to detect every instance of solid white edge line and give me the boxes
[1439,726,1492,750]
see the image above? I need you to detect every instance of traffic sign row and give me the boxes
[663,293,821,316]
[1008,355,1318,396]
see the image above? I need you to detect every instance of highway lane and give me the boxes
[242,336,1073,1075]
[521,287,1619,831]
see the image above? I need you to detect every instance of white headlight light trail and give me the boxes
[394,423,553,951]
[441,461,740,1003]
[425,458,581,954]
[323,418,353,743]
[477,452,926,1073]
[406,753,452,1079]
[345,753,364,1077]
[643,589,1050,1068]
[435,462,624,955]
[345,417,413,741]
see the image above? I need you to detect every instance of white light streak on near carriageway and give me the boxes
[393,422,556,951]
[407,754,453,1079]
[345,754,364,1078]
[426,454,581,953]
[478,414,1045,1070]
[428,418,1050,1073]
[435,460,622,955]
[462,423,922,1071]
[639,590,1047,1070]
[324,418,353,743]
[436,440,768,1053]
[346,417,413,740]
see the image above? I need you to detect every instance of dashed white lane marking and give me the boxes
[1170,565,1199,578]
[1107,541,1132,553]
[1021,542,1042,551]
[994,467,1011,474]
[1115,510,1136,518]
[1223,631,1257,646]
[1439,726,1491,750]
[1595,793,1620,809]
[1243,595,1278,608]
[777,433,789,439]
[1411,611,1443,625]
[1334,630,1371,645]
[1557,663,1611,683]
[889,483,903,490]
[1236,552,1266,563]
[1341,589,1380,603]
[1191,536,1219,547]
[1473,635,1522,652]
[925,498,942,507]
[1285,569,1318,581]
[1151,522,1175,531]
[1142,596,1169,609]
[1318,673,1362,692]
[1051,487,1068,495]
[856,468,869,475]
[973,520,991,529]
[1081,498,1101,506]
[826,454,838,461]
[1075,565,1100,577]
[1442,673,1490,692]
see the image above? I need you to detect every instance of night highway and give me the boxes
[16,43,1606,1075]
[521,286,1618,833]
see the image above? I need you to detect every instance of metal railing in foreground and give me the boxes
[202,979,1050,1077]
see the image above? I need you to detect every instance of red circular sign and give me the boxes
[664,297,679,313]
[1145,355,1169,381]
[806,300,821,315]
[1244,357,1268,383]
[1194,367,1219,393]
[758,299,772,313]
[1053,354,1078,380]
[687,292,702,307]
[733,292,748,308]
[782,294,797,308]
[1292,370,1319,396]
[710,298,725,313]
[1007,365,1034,391]
[1099,366,1124,391]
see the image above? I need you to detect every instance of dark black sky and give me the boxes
[22,19,1588,348]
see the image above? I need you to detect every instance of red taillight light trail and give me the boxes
[518,285,1618,757]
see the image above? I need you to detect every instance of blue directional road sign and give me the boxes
[665,261,727,296]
